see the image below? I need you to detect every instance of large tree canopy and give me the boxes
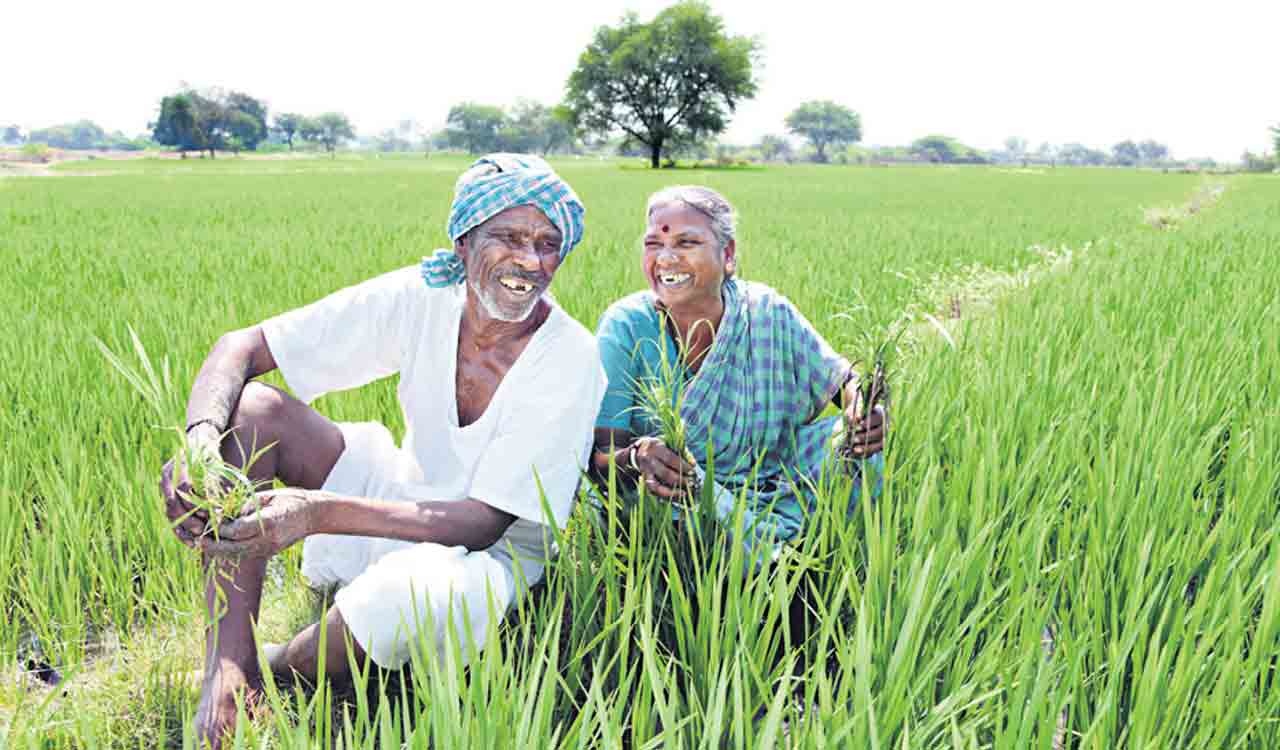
[151,88,269,157]
[785,101,861,163]
[909,134,986,164]
[445,103,507,154]
[1111,140,1141,166]
[566,1,759,168]
[27,120,107,150]
[272,113,304,151]
[301,112,355,157]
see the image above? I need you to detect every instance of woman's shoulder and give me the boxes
[596,290,660,335]
[736,278,796,315]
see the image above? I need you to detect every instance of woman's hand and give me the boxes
[630,437,697,500]
[201,489,321,559]
[842,384,888,458]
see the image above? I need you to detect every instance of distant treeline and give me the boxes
[4,1,1278,170]
[2,108,1271,172]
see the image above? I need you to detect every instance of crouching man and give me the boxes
[159,154,603,747]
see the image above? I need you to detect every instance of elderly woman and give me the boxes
[590,185,885,559]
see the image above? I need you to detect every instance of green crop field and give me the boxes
[1,156,1277,748]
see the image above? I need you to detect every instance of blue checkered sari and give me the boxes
[596,278,869,548]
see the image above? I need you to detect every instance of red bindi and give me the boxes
[661,224,670,233]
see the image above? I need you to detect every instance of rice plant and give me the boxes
[92,326,264,536]
[4,157,1276,747]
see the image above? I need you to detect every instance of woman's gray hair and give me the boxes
[645,185,738,252]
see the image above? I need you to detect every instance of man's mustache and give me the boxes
[489,267,548,287]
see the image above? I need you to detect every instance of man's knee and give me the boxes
[226,382,342,489]
[230,381,289,437]
[222,382,292,473]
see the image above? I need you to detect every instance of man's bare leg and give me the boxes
[194,553,269,745]
[195,382,355,747]
[268,606,369,681]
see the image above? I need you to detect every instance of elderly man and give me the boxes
[160,154,603,746]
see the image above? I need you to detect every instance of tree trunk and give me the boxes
[816,142,827,163]
[650,140,662,169]
[208,147,215,160]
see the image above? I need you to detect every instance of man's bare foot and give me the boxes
[194,669,266,749]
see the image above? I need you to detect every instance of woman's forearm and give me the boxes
[311,493,514,551]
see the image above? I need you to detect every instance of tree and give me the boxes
[1272,124,1280,156]
[301,112,354,157]
[445,102,506,154]
[785,101,861,163]
[152,88,270,158]
[909,134,957,163]
[908,134,986,164]
[224,91,268,151]
[153,93,202,154]
[505,100,575,155]
[566,1,759,168]
[153,91,223,157]
[1111,140,1141,166]
[1058,142,1107,166]
[758,134,792,162]
[1137,139,1169,165]
[273,113,304,151]
[1034,141,1058,167]
[1004,136,1027,162]
[27,120,107,150]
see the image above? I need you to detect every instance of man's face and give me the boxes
[459,205,564,323]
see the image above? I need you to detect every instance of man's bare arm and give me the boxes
[206,491,518,558]
[313,495,516,551]
[185,326,277,444]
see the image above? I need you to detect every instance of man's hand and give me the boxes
[631,437,697,500]
[842,383,888,459]
[201,489,320,559]
[158,430,221,547]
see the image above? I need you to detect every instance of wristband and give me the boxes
[185,418,224,435]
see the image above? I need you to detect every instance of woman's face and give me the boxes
[642,202,735,310]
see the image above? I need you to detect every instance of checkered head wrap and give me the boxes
[421,153,586,288]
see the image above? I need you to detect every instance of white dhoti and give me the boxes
[300,421,533,670]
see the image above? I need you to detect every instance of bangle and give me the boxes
[185,418,223,435]
[626,443,642,472]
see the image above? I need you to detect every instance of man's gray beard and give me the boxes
[471,278,541,323]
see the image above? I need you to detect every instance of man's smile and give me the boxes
[498,276,538,295]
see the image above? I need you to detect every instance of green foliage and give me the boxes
[1138,138,1171,164]
[4,159,1277,746]
[1058,142,1109,166]
[442,101,578,155]
[152,88,270,157]
[272,112,305,151]
[1112,139,1142,166]
[301,112,355,156]
[26,120,106,150]
[756,134,792,162]
[445,102,506,154]
[909,134,988,164]
[565,0,759,168]
[784,100,861,163]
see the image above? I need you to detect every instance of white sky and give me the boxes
[3,0,1276,161]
